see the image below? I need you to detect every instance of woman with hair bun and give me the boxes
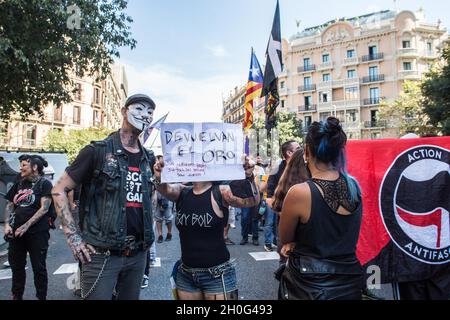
[3,154,53,300]
[278,117,363,300]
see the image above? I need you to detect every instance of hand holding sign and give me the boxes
[160,123,245,183]
[153,160,163,181]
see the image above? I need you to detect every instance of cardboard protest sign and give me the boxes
[160,123,245,183]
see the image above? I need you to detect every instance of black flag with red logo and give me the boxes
[347,137,450,283]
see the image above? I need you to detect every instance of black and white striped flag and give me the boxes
[262,0,282,96]
[261,0,282,130]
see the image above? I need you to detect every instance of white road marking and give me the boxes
[0,267,27,280]
[53,263,79,275]
[248,251,280,261]
[150,257,161,267]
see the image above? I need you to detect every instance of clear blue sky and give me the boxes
[118,0,450,124]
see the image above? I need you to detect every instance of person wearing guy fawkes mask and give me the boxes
[52,94,157,300]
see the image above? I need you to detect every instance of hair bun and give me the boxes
[324,117,342,136]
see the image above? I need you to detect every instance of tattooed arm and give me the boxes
[14,196,51,237]
[152,160,184,202]
[52,172,95,263]
[220,184,260,208]
[3,201,14,236]
[154,183,184,203]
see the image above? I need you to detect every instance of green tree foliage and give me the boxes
[0,0,136,120]
[378,80,439,137]
[275,111,304,144]
[421,45,450,135]
[45,127,114,163]
[250,111,303,159]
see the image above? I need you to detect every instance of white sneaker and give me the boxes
[141,275,149,289]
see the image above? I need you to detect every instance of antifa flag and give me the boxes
[347,137,450,283]
[261,0,282,131]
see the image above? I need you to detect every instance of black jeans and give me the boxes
[240,207,259,240]
[398,266,450,300]
[8,230,50,300]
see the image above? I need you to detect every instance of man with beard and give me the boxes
[52,94,157,300]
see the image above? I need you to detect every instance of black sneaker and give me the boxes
[264,244,273,252]
[73,289,81,298]
[165,233,172,241]
[240,238,248,245]
[157,235,163,243]
[252,239,259,246]
[224,238,235,245]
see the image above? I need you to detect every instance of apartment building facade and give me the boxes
[223,9,448,139]
[223,86,246,124]
[0,64,128,149]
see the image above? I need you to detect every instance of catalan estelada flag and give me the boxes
[243,49,263,132]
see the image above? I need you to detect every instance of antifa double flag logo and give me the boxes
[347,137,450,282]
[379,145,450,264]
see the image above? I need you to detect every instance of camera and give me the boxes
[3,233,14,242]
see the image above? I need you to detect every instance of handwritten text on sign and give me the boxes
[160,123,244,183]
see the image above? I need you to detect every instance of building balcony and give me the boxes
[343,57,359,66]
[362,74,385,84]
[361,53,384,63]
[298,84,316,92]
[298,104,317,113]
[341,121,361,130]
[422,50,438,59]
[91,101,101,108]
[398,70,420,80]
[317,99,361,111]
[279,87,288,96]
[317,81,332,90]
[364,120,387,128]
[23,139,36,147]
[317,78,360,90]
[318,61,333,71]
[334,99,361,109]
[397,48,418,57]
[362,97,385,106]
[332,78,360,88]
[318,101,332,109]
[297,65,316,73]
[279,69,288,78]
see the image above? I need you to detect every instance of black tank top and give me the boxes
[176,187,229,268]
[293,179,362,261]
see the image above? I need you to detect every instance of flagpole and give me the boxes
[143,112,169,149]
[149,130,159,149]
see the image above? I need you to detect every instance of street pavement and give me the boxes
[0,220,280,300]
[0,219,392,300]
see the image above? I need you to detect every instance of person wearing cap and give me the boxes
[52,94,157,300]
